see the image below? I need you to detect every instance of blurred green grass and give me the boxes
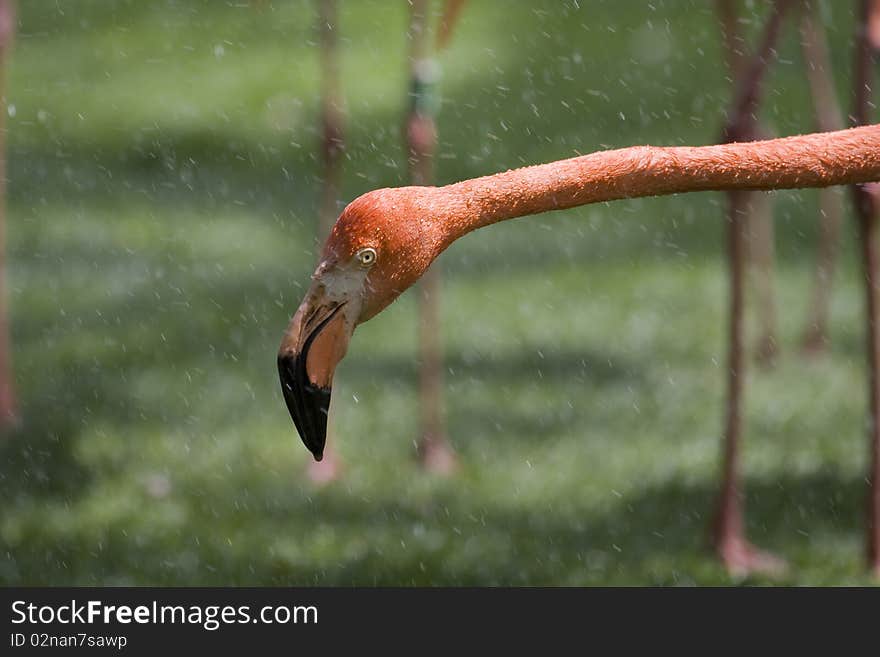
[1,0,877,585]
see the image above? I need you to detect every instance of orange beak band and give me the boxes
[277,299,349,461]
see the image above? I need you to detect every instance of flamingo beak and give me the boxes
[277,288,352,461]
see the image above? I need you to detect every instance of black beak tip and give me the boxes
[277,353,331,460]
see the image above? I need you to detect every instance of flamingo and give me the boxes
[871,0,880,49]
[306,0,346,484]
[714,0,792,574]
[308,0,466,481]
[406,0,468,474]
[800,6,847,354]
[278,123,880,575]
[853,0,880,574]
[716,0,782,368]
[0,0,15,428]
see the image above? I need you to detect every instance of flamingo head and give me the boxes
[277,187,443,460]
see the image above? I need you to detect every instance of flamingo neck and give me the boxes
[428,124,880,250]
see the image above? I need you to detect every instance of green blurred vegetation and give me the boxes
[1,0,877,585]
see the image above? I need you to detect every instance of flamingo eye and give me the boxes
[355,247,377,267]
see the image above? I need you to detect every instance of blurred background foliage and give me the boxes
[1,0,877,585]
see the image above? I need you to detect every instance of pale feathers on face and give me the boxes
[317,187,445,323]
